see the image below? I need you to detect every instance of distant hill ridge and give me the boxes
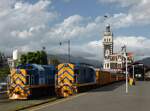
[48,55,150,68]
[137,57,150,67]
[48,54,102,68]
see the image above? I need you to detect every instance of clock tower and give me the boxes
[103,24,113,70]
[103,24,113,59]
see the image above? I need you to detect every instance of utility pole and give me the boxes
[68,40,70,63]
[60,40,71,63]
[125,55,128,93]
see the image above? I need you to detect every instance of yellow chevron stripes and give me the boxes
[58,63,74,83]
[57,63,77,97]
[8,69,30,99]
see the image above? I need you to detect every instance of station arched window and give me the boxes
[107,64,109,68]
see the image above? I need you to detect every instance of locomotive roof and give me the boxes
[17,64,55,70]
[59,63,96,70]
[61,63,95,67]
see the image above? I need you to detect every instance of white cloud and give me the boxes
[79,36,150,61]
[114,36,150,60]
[0,0,150,61]
[46,15,102,43]
[0,0,58,52]
[11,30,32,39]
[98,0,150,28]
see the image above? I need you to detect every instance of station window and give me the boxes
[107,64,109,68]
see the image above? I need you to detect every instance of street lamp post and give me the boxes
[133,65,135,79]
[125,55,128,93]
[121,45,128,93]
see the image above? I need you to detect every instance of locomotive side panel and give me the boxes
[8,64,56,99]
[77,66,96,84]
[76,66,97,92]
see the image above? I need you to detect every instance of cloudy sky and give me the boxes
[0,0,150,61]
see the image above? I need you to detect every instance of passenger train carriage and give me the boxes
[8,64,56,99]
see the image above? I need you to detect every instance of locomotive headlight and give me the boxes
[138,74,141,77]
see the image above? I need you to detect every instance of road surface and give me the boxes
[27,81,150,111]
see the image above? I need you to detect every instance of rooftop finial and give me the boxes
[106,24,111,32]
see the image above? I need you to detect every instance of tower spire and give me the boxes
[106,24,111,32]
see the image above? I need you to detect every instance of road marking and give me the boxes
[30,93,87,111]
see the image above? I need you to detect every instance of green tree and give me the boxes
[20,50,48,65]
[27,52,35,63]
[20,54,27,64]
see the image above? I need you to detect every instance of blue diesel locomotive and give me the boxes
[8,64,56,99]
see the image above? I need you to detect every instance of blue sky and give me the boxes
[0,0,150,60]
[52,0,150,37]
[28,0,144,36]
[53,0,128,18]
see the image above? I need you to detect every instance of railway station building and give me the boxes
[103,24,133,72]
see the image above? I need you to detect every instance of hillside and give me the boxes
[48,54,102,68]
[137,57,150,67]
